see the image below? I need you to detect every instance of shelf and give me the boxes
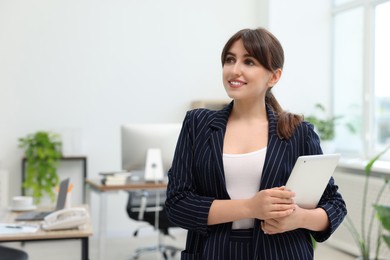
[191,100,231,110]
[21,156,87,203]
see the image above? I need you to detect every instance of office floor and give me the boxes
[3,228,356,260]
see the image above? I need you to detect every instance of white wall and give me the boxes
[269,0,332,114]
[0,0,332,236]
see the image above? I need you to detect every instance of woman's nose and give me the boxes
[232,62,242,76]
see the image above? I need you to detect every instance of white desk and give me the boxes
[85,179,167,260]
[0,205,93,260]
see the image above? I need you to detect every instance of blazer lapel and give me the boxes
[259,105,289,190]
[208,102,233,198]
[254,106,290,259]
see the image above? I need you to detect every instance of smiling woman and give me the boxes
[222,39,279,105]
[221,28,303,140]
[165,27,347,260]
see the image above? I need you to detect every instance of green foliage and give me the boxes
[19,131,62,204]
[305,103,356,141]
[311,235,317,250]
[344,145,390,260]
[374,204,390,249]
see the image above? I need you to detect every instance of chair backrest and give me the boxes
[126,190,165,217]
[126,190,173,235]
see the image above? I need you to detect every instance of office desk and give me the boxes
[0,206,92,260]
[85,179,167,260]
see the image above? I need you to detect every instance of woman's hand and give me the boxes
[261,205,330,235]
[261,204,302,234]
[248,186,295,220]
[208,187,298,226]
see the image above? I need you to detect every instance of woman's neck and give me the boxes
[231,99,267,122]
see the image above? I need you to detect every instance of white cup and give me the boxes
[12,196,34,210]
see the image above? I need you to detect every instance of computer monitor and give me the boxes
[121,123,182,181]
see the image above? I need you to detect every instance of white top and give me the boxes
[223,147,266,229]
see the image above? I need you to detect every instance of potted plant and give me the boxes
[19,131,62,204]
[305,103,356,141]
[305,103,339,141]
[344,145,390,260]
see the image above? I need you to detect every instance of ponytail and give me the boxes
[266,89,303,139]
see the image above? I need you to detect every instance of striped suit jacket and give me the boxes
[166,102,347,260]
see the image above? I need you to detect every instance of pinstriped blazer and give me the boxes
[166,102,347,260]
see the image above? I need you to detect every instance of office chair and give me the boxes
[0,245,28,260]
[126,190,182,260]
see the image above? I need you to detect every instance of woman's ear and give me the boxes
[268,69,282,87]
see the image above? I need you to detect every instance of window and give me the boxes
[332,0,390,159]
[374,2,390,150]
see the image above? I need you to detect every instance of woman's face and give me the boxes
[222,39,278,102]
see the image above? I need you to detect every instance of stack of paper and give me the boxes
[100,172,131,185]
[0,223,39,234]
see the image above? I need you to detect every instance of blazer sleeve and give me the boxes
[165,110,214,236]
[304,122,347,242]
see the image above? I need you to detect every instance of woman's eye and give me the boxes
[244,59,255,66]
[225,56,235,64]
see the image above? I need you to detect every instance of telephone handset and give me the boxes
[42,207,89,231]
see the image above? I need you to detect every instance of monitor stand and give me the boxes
[144,148,164,182]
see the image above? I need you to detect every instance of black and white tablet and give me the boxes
[285,154,341,209]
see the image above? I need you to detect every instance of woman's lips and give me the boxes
[229,80,246,88]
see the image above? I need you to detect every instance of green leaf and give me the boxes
[365,146,390,176]
[374,205,390,231]
[383,235,390,248]
[305,103,353,141]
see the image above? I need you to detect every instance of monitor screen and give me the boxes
[121,123,182,175]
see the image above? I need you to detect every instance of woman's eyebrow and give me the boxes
[225,51,235,57]
[226,51,253,58]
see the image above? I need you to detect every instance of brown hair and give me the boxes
[221,28,303,139]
